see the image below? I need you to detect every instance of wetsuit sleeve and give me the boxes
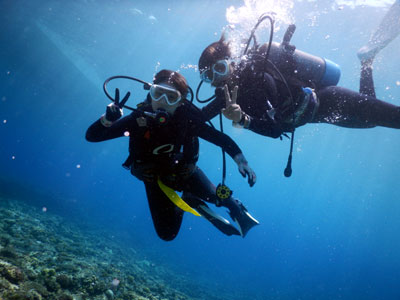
[247,115,284,138]
[201,89,225,121]
[190,112,242,158]
[85,114,135,142]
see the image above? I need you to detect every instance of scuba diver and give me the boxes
[197,13,400,176]
[86,69,259,241]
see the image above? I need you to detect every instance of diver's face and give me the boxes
[150,82,182,115]
[200,59,232,87]
[210,71,231,87]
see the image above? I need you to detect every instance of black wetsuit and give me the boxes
[86,101,242,241]
[202,55,400,138]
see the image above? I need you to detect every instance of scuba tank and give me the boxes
[248,24,341,89]
[259,42,341,88]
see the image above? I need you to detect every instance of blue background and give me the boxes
[1,1,400,299]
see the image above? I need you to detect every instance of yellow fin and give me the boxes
[157,178,201,217]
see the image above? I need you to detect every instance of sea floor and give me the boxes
[0,198,227,300]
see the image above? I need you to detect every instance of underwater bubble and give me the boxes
[130,8,143,15]
[76,164,81,169]
[325,35,330,40]
[336,1,394,9]
[224,1,294,58]
[124,131,130,137]
[42,207,47,212]
[3,120,6,124]
[396,81,400,86]
[6,71,10,75]
[180,63,197,71]
[11,156,15,160]
[155,62,161,72]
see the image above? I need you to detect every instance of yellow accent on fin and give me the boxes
[157,178,201,217]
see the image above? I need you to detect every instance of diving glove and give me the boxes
[233,153,256,187]
[100,88,130,127]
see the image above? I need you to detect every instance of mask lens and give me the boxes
[150,84,181,105]
[200,60,230,85]
[164,90,179,104]
[151,87,164,99]
[213,60,228,75]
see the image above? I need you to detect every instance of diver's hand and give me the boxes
[222,85,242,123]
[101,88,130,127]
[234,153,256,187]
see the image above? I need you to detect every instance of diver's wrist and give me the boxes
[243,114,251,128]
[234,113,250,129]
[233,153,248,165]
[100,115,113,127]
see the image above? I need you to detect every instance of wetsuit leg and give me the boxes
[358,0,400,61]
[144,181,183,241]
[359,59,376,98]
[180,167,257,237]
[180,167,219,204]
[313,86,400,129]
[181,167,251,220]
[358,1,400,97]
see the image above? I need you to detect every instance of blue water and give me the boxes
[1,0,400,299]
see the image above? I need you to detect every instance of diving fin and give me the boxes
[157,178,201,216]
[358,0,400,61]
[195,203,241,236]
[228,200,259,238]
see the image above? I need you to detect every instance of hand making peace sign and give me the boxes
[221,84,243,123]
[105,88,131,122]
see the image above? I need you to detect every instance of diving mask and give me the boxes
[150,83,182,106]
[200,59,230,83]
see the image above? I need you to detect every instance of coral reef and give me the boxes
[0,198,223,300]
